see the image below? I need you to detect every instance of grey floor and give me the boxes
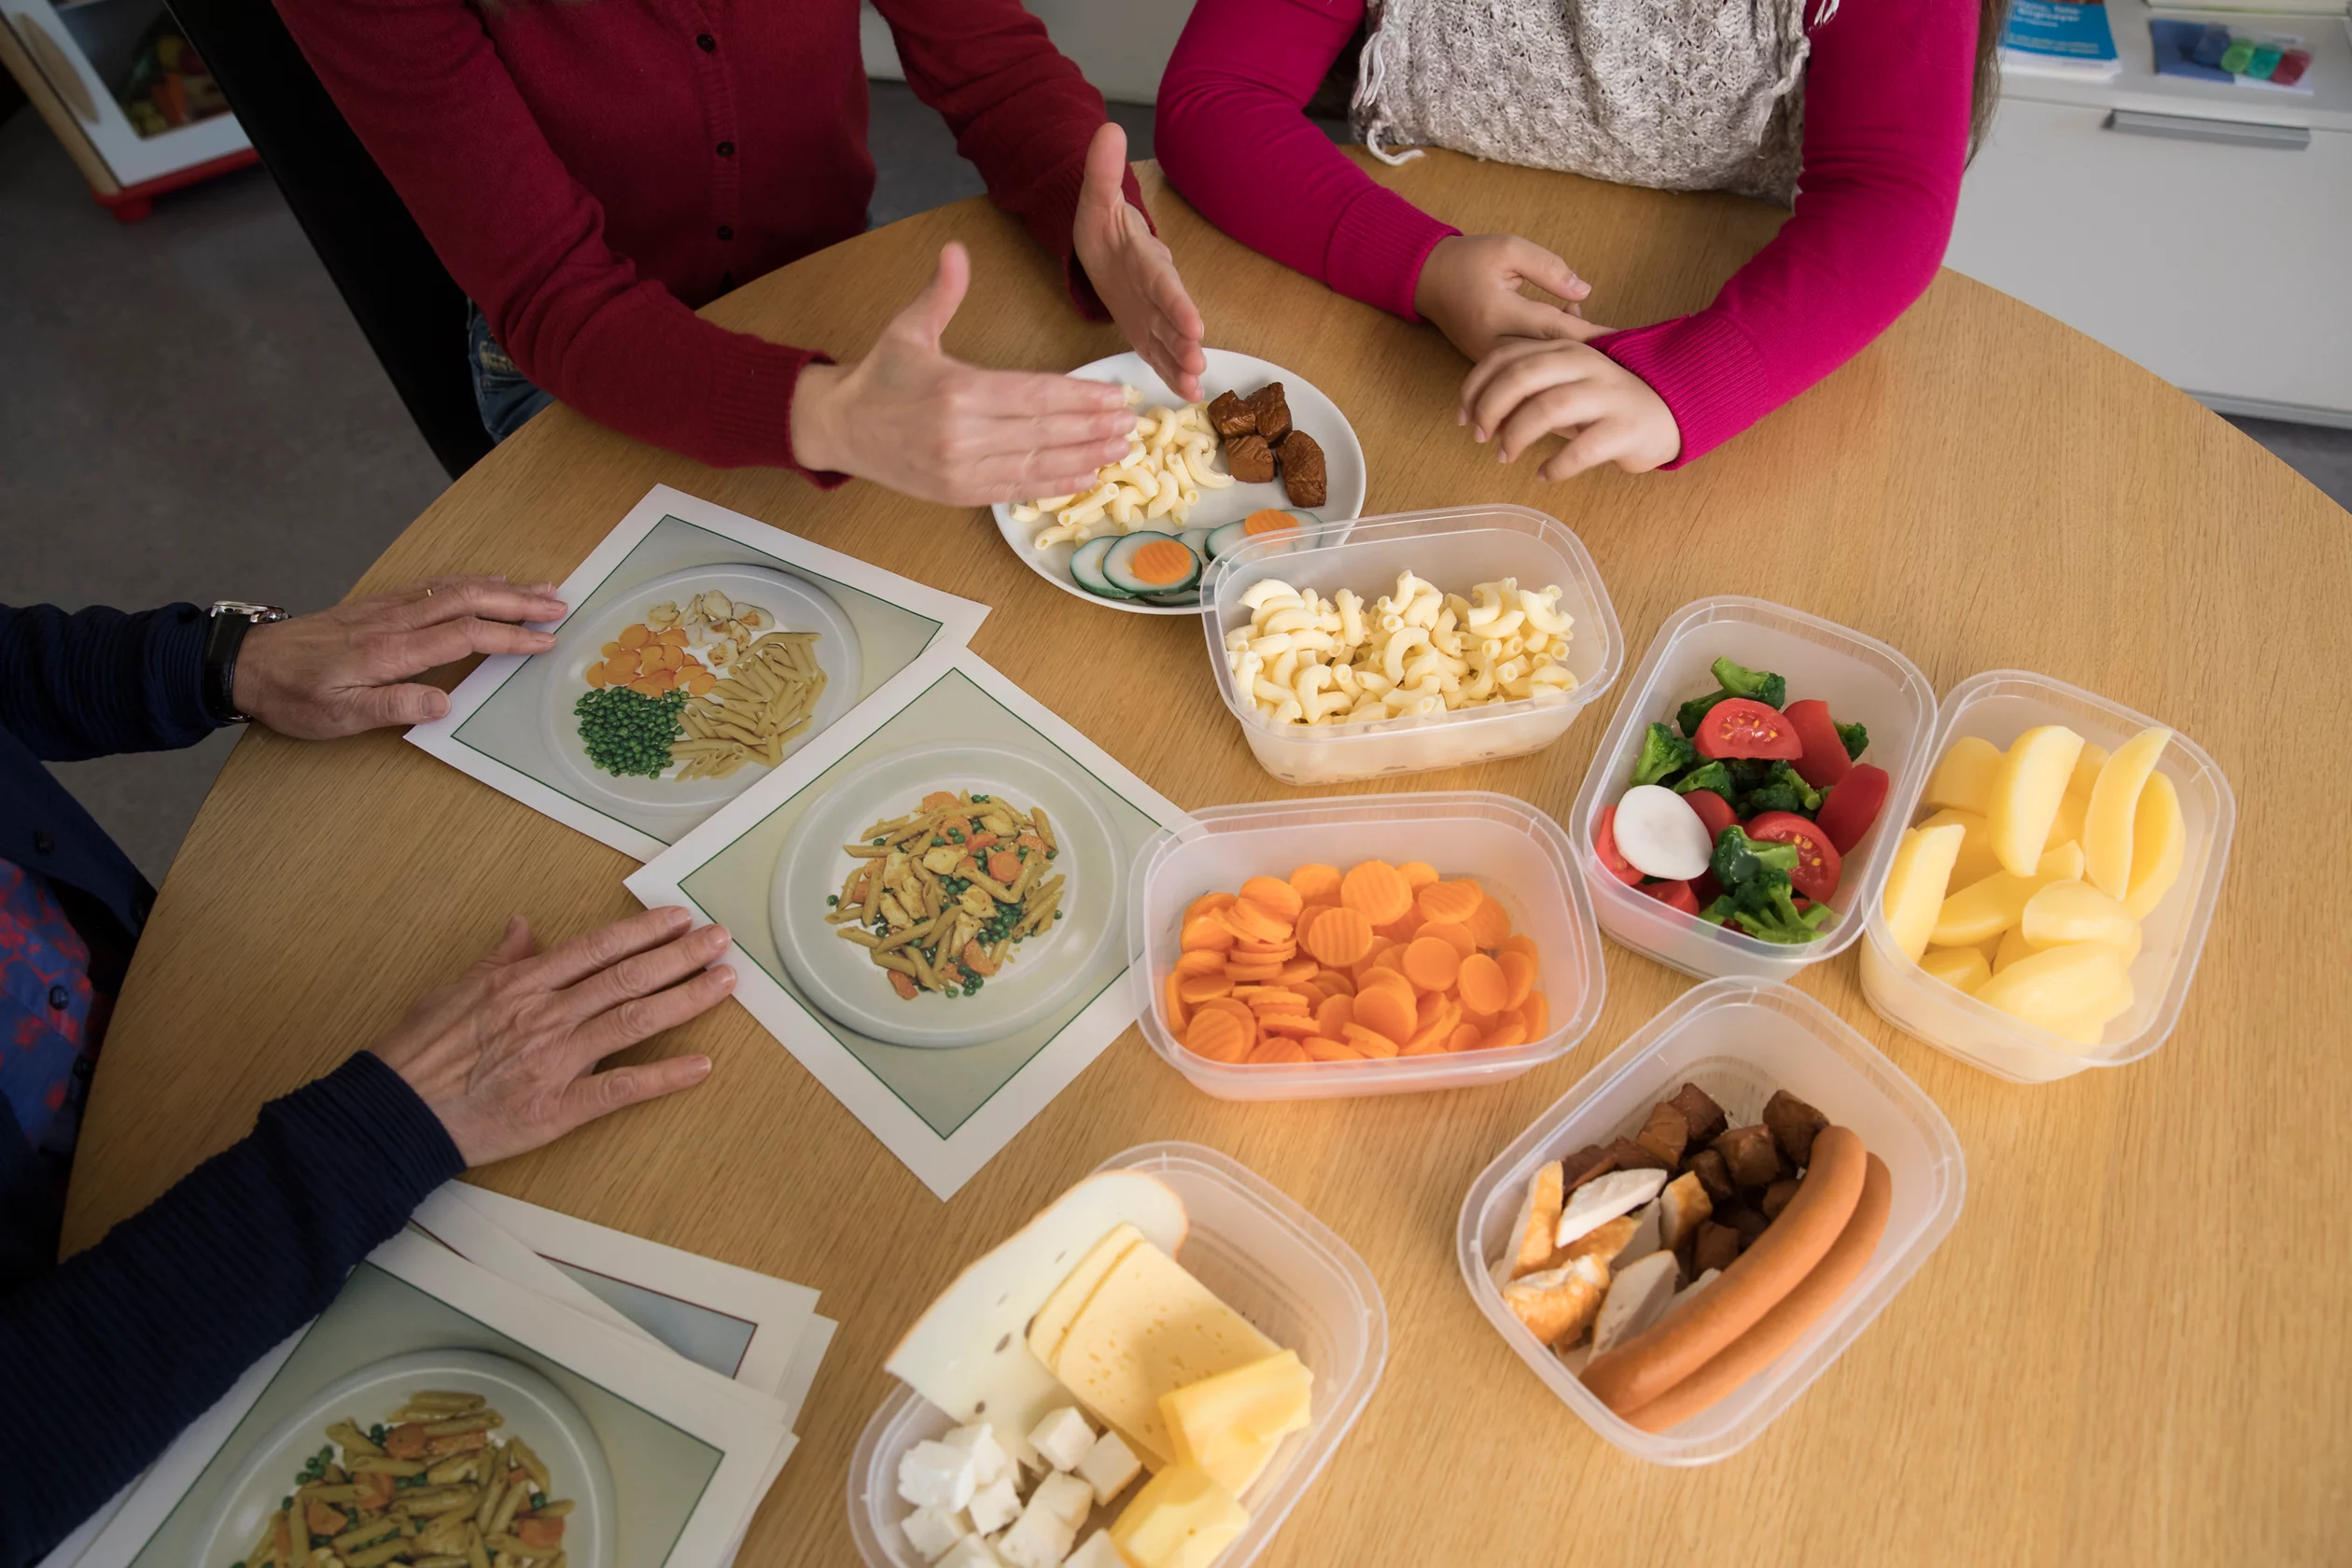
[2,86,2346,887]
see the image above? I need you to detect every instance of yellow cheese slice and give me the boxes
[1111,1464,1250,1568]
[1028,1223,1144,1369]
[1047,1240,1281,1468]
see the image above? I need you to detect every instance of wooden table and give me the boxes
[64,155,2352,1566]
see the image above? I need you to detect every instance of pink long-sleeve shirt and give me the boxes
[1156,0,1978,465]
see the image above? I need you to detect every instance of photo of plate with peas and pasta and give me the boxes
[538,564,862,814]
[196,1349,616,1568]
[766,742,1122,1050]
[991,348,1367,616]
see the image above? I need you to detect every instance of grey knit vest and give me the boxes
[1350,0,1820,205]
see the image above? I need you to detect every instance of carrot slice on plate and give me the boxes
[1457,953,1509,1015]
[1341,1022,1401,1057]
[1497,949,1537,1009]
[1401,936,1462,993]
[1463,895,1514,949]
[1339,861,1413,925]
[1239,875,1304,923]
[1303,1036,1362,1063]
[1303,906,1374,967]
[1351,985,1416,1043]
[1289,863,1344,903]
[1416,879,1484,925]
[1398,861,1440,890]
[1185,1009,1250,1062]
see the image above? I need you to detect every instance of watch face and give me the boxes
[212,600,288,622]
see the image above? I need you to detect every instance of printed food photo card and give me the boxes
[407,484,987,861]
[628,650,1189,1198]
[72,1232,794,1568]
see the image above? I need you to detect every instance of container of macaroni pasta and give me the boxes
[1201,506,1622,785]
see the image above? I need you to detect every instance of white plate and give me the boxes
[198,1349,616,1568]
[769,743,1121,1049]
[540,564,862,815]
[992,349,1368,616]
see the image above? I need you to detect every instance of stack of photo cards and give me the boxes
[56,1184,831,1568]
[627,649,1191,1200]
[408,484,989,861]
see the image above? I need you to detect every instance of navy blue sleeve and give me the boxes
[0,1053,464,1567]
[0,603,220,762]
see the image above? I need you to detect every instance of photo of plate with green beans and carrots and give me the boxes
[767,743,1123,1049]
[539,565,862,814]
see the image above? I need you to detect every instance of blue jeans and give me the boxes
[467,305,556,442]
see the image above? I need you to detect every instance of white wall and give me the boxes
[861,0,1197,105]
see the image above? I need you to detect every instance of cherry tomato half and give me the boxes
[1638,878,1702,916]
[1682,788,1739,842]
[1594,804,1644,886]
[1747,810,1843,902]
[1693,696,1804,761]
[1785,698,1853,790]
[1815,763,1891,854]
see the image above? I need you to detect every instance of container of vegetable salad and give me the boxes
[1567,598,1937,982]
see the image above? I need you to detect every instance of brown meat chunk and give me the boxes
[1225,432,1276,484]
[1762,1089,1830,1169]
[1718,1202,1771,1250]
[1604,1136,1671,1173]
[1665,1082,1729,1146]
[1561,1143,1617,1193]
[1278,430,1325,508]
[1683,1147,1736,1205]
[1713,1124,1784,1190]
[1246,383,1291,446]
[1759,1177,1801,1221]
[1633,1102,1688,1168]
[1692,1221,1742,1275]
[1207,390,1256,439]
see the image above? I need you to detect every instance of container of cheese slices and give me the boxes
[851,1142,1387,1568]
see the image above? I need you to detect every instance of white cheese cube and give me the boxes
[1072,1430,1141,1505]
[900,1506,970,1563]
[1030,1471,1096,1528]
[898,1439,980,1513]
[993,1497,1079,1568]
[938,1536,1003,1568]
[944,1422,1011,1488]
[1026,1407,1096,1473]
[1064,1533,1125,1568]
[967,1473,1023,1536]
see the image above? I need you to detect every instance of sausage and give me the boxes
[1621,1152,1893,1432]
[1580,1125,1868,1416]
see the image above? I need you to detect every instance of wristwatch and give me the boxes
[202,600,290,724]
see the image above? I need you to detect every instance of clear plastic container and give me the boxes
[1126,791,1607,1099]
[1858,670,2236,1084]
[1456,979,1964,1465]
[847,1142,1388,1568]
[1567,596,1937,982]
[1202,506,1622,785]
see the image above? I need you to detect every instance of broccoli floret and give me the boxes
[1710,824,1799,889]
[1708,655,1788,711]
[1836,720,1869,761]
[1630,721,1700,787]
[1738,760,1823,819]
[1675,689,1729,738]
[1702,884,1834,944]
[1672,762,1740,799]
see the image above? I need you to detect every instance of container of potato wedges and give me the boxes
[1457,978,1963,1463]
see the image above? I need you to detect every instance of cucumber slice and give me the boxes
[1101,531,1202,595]
[1207,508,1319,560]
[1068,536,1132,598]
[1139,588,1203,607]
[1177,528,1215,559]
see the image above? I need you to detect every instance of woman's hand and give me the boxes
[370,907,734,1167]
[233,577,566,738]
[1460,334,1684,479]
[1413,234,1593,363]
[1072,122,1207,402]
[790,243,1137,506]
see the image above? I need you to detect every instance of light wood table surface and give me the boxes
[63,155,2352,1565]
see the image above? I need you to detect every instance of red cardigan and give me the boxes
[1156,0,1976,466]
[273,0,1143,476]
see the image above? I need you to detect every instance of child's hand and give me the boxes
[1459,335,1683,479]
[1413,234,1592,362]
[1073,122,1207,402]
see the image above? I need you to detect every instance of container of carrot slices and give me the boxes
[1126,791,1606,1100]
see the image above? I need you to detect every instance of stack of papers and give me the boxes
[48,1185,830,1568]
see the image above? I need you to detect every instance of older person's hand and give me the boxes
[232,576,567,738]
[370,907,733,1167]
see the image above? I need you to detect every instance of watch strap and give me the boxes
[202,602,288,725]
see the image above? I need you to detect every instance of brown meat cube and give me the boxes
[1762,1089,1830,1169]
[1692,1221,1742,1275]
[1561,1143,1617,1193]
[1633,1102,1689,1168]
[1718,1202,1771,1250]
[1665,1082,1729,1146]
[1713,1124,1784,1190]
[1605,1136,1671,1173]
[1683,1147,1737,1205]
[1207,390,1256,439]
[1278,430,1325,508]
[1246,383,1292,446]
[1225,432,1276,484]
[1759,1177,1801,1221]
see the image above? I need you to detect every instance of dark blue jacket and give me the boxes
[0,603,464,1567]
